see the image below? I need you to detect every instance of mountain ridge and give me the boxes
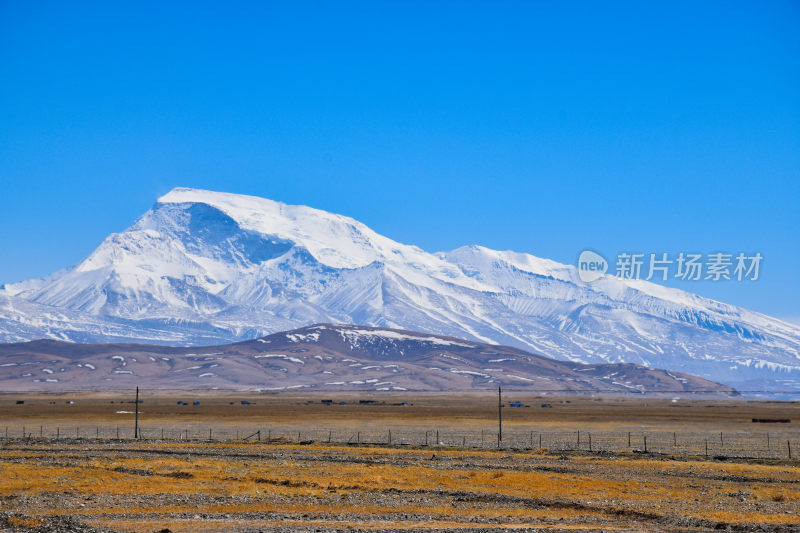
[2,187,799,389]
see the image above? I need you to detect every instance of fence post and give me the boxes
[673,432,676,447]
[425,431,429,446]
[134,386,139,439]
[588,433,592,452]
[789,441,792,460]
[328,430,332,443]
[705,439,708,458]
[767,432,770,450]
[627,432,631,447]
[209,428,212,440]
[388,429,392,445]
[643,435,647,453]
[539,433,542,449]
[436,430,439,445]
[57,427,60,439]
[577,430,580,447]
[357,431,360,444]
[720,432,723,447]
[497,387,502,447]
[96,426,99,438]
[40,426,43,437]
[116,426,119,439]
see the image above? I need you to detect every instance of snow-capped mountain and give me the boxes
[2,187,799,389]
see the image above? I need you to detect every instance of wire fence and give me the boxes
[3,424,799,460]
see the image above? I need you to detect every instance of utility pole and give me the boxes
[134,386,139,439]
[497,386,502,447]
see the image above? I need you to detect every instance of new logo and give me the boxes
[577,250,608,283]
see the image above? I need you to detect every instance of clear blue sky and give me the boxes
[1,1,798,321]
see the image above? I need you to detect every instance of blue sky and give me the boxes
[1,1,798,321]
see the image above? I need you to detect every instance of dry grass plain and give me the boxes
[0,393,798,532]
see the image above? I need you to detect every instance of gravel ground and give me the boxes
[0,439,798,532]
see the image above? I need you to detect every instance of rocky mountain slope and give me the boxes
[0,324,734,393]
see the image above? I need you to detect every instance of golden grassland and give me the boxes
[0,440,798,532]
[1,393,799,531]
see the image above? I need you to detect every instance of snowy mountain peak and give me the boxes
[1,187,799,389]
[155,187,405,270]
